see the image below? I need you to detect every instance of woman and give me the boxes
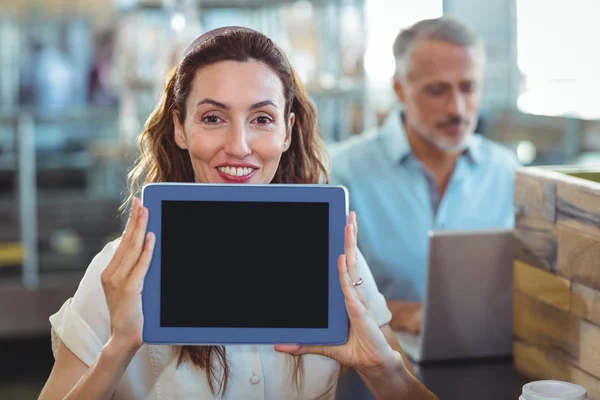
[39,27,437,400]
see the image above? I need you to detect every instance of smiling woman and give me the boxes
[38,27,438,400]
[173,60,294,185]
[126,26,326,198]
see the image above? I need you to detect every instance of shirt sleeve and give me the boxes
[355,248,392,327]
[49,239,119,366]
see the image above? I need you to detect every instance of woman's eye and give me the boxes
[202,115,221,124]
[255,116,273,125]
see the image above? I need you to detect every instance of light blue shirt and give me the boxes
[329,109,520,301]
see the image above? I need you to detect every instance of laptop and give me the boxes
[395,228,514,363]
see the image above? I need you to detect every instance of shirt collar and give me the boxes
[379,109,411,164]
[379,108,483,165]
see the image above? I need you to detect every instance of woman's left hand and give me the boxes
[274,212,397,370]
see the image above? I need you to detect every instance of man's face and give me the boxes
[393,39,484,152]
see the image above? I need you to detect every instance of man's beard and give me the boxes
[414,118,472,153]
[413,126,469,152]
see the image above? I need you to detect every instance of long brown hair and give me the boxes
[123,28,330,396]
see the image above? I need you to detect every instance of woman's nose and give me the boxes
[223,122,251,158]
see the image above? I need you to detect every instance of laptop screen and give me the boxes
[159,200,329,329]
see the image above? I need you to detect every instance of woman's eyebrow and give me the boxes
[249,100,278,111]
[196,99,279,111]
[196,98,228,109]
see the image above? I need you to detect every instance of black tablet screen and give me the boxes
[160,200,330,329]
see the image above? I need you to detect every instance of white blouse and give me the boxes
[50,239,392,400]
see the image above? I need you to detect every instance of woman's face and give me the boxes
[173,60,294,184]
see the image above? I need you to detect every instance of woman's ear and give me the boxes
[284,112,295,152]
[173,110,188,150]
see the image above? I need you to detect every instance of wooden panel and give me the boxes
[514,171,556,222]
[557,180,600,232]
[513,167,600,395]
[557,225,600,291]
[514,339,577,381]
[514,215,557,272]
[514,340,600,400]
[514,260,571,311]
[513,292,580,358]
[558,218,600,240]
[514,292,600,379]
[580,321,600,379]
[572,283,600,326]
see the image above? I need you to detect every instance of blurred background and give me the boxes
[0,0,598,398]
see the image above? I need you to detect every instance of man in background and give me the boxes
[329,16,520,335]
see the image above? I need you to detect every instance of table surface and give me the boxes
[415,356,528,400]
[336,355,529,400]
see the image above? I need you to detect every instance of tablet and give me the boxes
[141,183,349,345]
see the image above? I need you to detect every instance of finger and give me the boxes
[114,206,150,281]
[338,255,367,310]
[349,211,358,239]
[338,255,352,295]
[128,232,156,284]
[344,224,359,284]
[345,215,367,303]
[121,198,141,244]
[274,344,323,357]
[104,198,140,277]
[340,254,370,313]
[349,213,359,263]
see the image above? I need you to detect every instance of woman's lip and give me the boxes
[216,168,257,183]
[216,163,259,168]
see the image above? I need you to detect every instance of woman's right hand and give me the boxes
[101,197,155,352]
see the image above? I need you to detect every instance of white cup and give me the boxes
[520,380,588,400]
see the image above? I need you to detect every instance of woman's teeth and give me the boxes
[218,166,254,176]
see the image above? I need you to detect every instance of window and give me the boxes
[363,0,443,113]
[516,0,600,119]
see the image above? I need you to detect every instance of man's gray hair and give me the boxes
[393,16,485,80]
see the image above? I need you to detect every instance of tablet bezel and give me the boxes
[141,182,349,345]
